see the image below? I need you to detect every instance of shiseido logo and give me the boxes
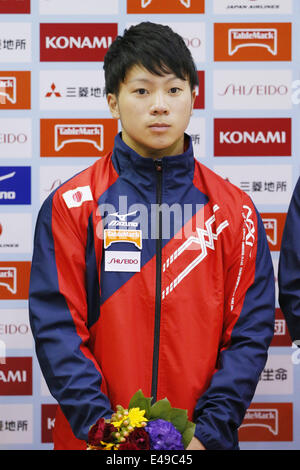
[219,83,288,96]
[108,257,138,265]
[0,133,28,144]
[40,23,118,62]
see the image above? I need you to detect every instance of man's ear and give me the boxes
[191,88,197,115]
[107,93,120,119]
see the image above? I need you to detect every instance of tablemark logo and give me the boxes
[40,119,118,157]
[0,72,31,109]
[40,23,118,62]
[214,23,292,61]
[239,403,293,441]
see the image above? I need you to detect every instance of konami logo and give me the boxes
[41,404,57,443]
[40,119,118,157]
[40,23,118,62]
[214,118,291,156]
[0,0,30,14]
[127,0,205,14]
[214,23,291,61]
[239,403,293,441]
[0,357,32,395]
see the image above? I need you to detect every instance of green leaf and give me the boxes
[168,408,188,433]
[149,398,171,420]
[128,389,152,419]
[182,420,196,449]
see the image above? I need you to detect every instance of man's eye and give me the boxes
[135,88,148,95]
[169,87,181,94]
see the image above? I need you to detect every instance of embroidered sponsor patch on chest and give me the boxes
[104,229,142,249]
[104,250,141,272]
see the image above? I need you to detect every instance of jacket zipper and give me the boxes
[151,159,163,403]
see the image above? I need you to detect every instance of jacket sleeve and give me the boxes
[193,195,275,450]
[279,177,300,342]
[29,191,113,441]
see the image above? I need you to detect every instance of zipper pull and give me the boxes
[155,159,162,172]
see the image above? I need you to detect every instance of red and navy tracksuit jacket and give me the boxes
[29,133,275,450]
[279,176,300,342]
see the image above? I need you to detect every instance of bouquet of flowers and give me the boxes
[87,390,195,450]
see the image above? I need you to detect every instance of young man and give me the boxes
[29,22,275,450]
[279,177,300,343]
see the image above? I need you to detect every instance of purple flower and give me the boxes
[145,419,184,450]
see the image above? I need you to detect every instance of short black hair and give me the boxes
[103,22,199,96]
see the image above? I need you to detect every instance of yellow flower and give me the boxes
[100,441,115,450]
[112,415,128,429]
[128,408,148,428]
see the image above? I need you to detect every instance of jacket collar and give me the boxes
[111,132,195,186]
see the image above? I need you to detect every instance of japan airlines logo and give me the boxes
[142,0,190,7]
[162,205,229,300]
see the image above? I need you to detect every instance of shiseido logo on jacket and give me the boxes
[214,118,291,157]
[105,251,141,272]
[40,23,118,62]
[214,23,292,61]
[0,357,32,395]
[0,0,30,14]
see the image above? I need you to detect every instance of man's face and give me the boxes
[107,65,196,159]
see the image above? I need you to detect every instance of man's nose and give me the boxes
[150,91,169,114]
